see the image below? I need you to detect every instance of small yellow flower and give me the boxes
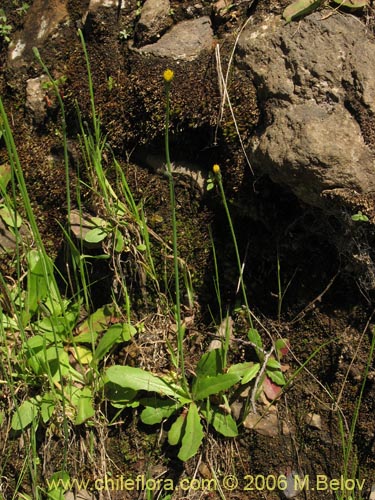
[213,164,220,174]
[163,69,174,83]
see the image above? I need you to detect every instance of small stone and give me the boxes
[369,483,375,500]
[280,470,304,499]
[26,76,50,124]
[243,411,279,437]
[230,401,243,420]
[305,413,322,430]
[198,461,211,479]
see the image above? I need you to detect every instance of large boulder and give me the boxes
[236,12,375,209]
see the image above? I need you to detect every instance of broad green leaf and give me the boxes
[114,228,125,252]
[242,363,261,385]
[0,163,11,191]
[90,216,107,227]
[47,471,70,499]
[248,328,262,349]
[121,323,137,341]
[25,336,70,380]
[27,249,50,315]
[41,393,56,423]
[267,358,281,370]
[104,365,179,397]
[11,398,38,430]
[196,349,223,378]
[332,0,368,7]
[211,411,238,437]
[168,413,186,446]
[33,316,67,335]
[228,361,259,378]
[104,381,138,404]
[75,387,95,425]
[74,304,115,342]
[192,373,240,401]
[266,368,286,386]
[71,345,92,365]
[47,489,65,500]
[94,325,123,361]
[0,204,22,228]
[283,0,323,23]
[178,403,203,461]
[84,227,108,244]
[140,399,180,425]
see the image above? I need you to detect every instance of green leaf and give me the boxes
[331,0,368,8]
[11,399,38,430]
[0,204,22,228]
[94,325,123,362]
[283,0,323,23]
[168,413,186,446]
[248,328,262,348]
[242,363,261,385]
[178,403,204,461]
[105,381,138,404]
[84,226,108,244]
[114,228,125,252]
[27,249,50,315]
[140,399,180,425]
[192,373,240,401]
[211,410,238,437]
[104,365,179,398]
[228,361,260,383]
[74,304,115,342]
[266,368,286,386]
[196,349,223,378]
[0,163,11,192]
[75,387,95,425]
[351,211,369,222]
[266,358,281,370]
[40,393,56,423]
[47,470,70,499]
[121,323,137,341]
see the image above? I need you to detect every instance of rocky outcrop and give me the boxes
[8,0,68,67]
[236,12,375,209]
[130,16,213,61]
[134,0,172,47]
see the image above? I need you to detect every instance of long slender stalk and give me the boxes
[163,70,188,392]
[213,165,254,329]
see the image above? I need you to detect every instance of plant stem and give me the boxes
[215,170,254,329]
[164,76,188,392]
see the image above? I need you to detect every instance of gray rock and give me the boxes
[251,102,375,206]
[131,17,213,61]
[88,0,124,10]
[26,75,50,125]
[236,12,375,208]
[134,0,172,47]
[8,0,68,67]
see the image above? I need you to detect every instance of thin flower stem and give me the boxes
[164,73,188,392]
[214,166,254,329]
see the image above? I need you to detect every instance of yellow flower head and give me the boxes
[163,69,174,83]
[213,164,220,174]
